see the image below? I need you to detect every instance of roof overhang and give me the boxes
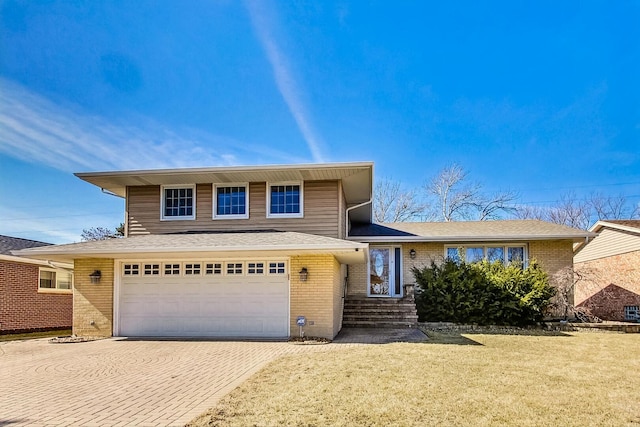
[13,232,369,265]
[588,220,640,235]
[75,161,373,206]
[0,253,73,269]
[349,234,593,243]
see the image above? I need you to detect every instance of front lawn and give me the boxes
[188,331,640,426]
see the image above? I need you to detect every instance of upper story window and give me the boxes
[445,244,527,267]
[213,184,249,219]
[39,268,73,292]
[161,185,195,220]
[267,182,303,218]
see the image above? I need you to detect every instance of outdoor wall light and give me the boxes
[299,267,308,282]
[89,270,102,284]
[409,249,417,259]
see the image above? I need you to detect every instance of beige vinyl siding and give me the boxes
[127,181,341,238]
[574,228,640,263]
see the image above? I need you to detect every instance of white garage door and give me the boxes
[117,261,289,338]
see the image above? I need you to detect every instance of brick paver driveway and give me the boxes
[0,337,337,426]
[0,329,425,426]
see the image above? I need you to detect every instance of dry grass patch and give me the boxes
[0,329,71,342]
[188,332,640,427]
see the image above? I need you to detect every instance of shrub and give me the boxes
[413,259,555,326]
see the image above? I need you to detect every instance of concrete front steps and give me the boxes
[342,297,418,328]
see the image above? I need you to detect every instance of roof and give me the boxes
[589,219,640,234]
[75,161,373,206]
[13,231,368,264]
[0,235,52,255]
[349,220,595,242]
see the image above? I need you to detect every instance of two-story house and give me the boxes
[16,162,593,339]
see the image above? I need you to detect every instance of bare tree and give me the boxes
[546,192,590,230]
[426,164,517,221]
[513,204,548,221]
[81,223,125,241]
[373,178,428,223]
[589,192,632,221]
[475,191,518,220]
[550,265,606,321]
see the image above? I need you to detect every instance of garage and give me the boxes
[116,260,289,338]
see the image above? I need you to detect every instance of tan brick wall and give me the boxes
[0,261,72,333]
[73,259,114,337]
[290,255,344,339]
[575,251,640,321]
[528,240,574,278]
[348,241,574,297]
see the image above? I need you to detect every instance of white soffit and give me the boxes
[75,162,373,205]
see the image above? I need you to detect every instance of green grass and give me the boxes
[188,331,640,427]
[0,329,71,342]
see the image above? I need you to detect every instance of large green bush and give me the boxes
[412,259,555,326]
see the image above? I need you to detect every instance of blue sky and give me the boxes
[1,0,638,243]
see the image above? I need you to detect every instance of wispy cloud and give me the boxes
[244,0,325,163]
[0,78,306,173]
[0,206,105,243]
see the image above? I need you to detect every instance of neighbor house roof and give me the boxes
[0,235,72,268]
[75,162,373,206]
[13,231,368,264]
[588,219,640,234]
[349,220,594,242]
[0,235,51,255]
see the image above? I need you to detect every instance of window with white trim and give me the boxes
[39,268,73,291]
[268,262,286,275]
[184,263,201,275]
[123,264,140,276]
[213,184,249,219]
[163,263,181,275]
[205,263,222,275]
[624,306,639,321]
[267,182,303,218]
[445,245,527,266]
[226,262,243,275]
[143,263,160,276]
[161,185,195,220]
[247,262,265,275]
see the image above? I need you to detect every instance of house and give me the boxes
[15,162,593,339]
[0,235,73,333]
[573,220,640,322]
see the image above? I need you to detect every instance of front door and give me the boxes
[369,247,402,297]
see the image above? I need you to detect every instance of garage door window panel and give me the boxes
[268,262,286,274]
[248,262,265,275]
[143,264,160,275]
[185,263,202,275]
[226,262,243,275]
[124,264,140,276]
[164,263,181,276]
[205,263,222,275]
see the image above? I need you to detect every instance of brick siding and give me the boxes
[73,258,114,337]
[290,255,344,339]
[575,250,640,321]
[0,260,72,333]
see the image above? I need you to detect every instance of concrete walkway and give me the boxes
[0,329,426,426]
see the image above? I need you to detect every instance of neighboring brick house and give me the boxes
[0,235,73,333]
[574,220,640,322]
[16,162,592,339]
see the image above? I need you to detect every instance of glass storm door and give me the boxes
[369,247,402,297]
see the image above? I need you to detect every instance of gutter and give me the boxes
[347,233,596,243]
